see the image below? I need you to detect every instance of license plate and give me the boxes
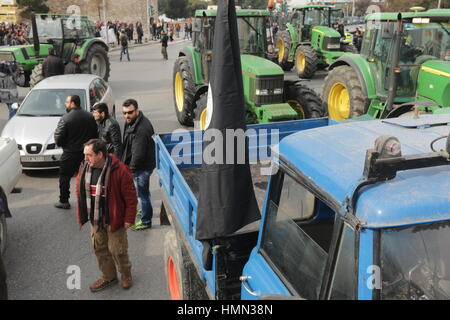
[21,156,54,162]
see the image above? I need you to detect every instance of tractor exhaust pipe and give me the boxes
[385,14,403,113]
[31,13,40,56]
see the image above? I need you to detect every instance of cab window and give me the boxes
[260,169,336,299]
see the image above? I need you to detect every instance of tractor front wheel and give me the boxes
[285,82,324,119]
[294,46,318,79]
[29,63,44,88]
[322,65,368,121]
[80,44,111,81]
[275,31,294,71]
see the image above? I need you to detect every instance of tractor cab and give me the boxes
[362,11,450,102]
[290,5,338,43]
[29,14,97,63]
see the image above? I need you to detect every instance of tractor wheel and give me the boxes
[275,31,294,71]
[80,44,111,81]
[29,63,44,88]
[173,57,196,126]
[164,229,207,300]
[285,82,324,119]
[322,65,368,121]
[0,214,7,255]
[294,45,318,79]
[194,92,208,130]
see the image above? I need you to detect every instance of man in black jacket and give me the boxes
[54,95,98,209]
[92,102,122,158]
[64,54,81,74]
[42,48,65,78]
[121,99,155,230]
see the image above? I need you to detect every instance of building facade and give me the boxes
[45,0,158,28]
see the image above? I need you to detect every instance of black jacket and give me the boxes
[121,112,155,172]
[64,61,81,74]
[54,107,98,153]
[42,55,65,78]
[97,116,122,158]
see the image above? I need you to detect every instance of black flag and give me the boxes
[195,0,260,245]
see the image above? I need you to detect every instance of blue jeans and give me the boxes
[133,170,153,226]
[120,47,130,61]
[7,103,16,119]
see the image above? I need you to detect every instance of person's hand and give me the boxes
[125,223,133,229]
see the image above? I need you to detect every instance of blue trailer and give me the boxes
[157,114,450,300]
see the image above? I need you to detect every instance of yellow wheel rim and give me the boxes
[296,51,305,74]
[287,100,306,119]
[200,108,207,130]
[328,82,350,121]
[276,39,284,64]
[175,72,184,113]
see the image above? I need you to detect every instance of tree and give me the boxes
[187,0,208,17]
[158,0,189,19]
[16,0,49,19]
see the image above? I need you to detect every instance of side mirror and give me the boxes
[11,102,19,110]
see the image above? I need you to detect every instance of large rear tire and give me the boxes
[275,31,294,71]
[285,82,324,119]
[194,93,208,130]
[322,65,368,121]
[173,57,196,126]
[163,229,208,300]
[294,45,318,79]
[80,44,111,81]
[29,63,44,88]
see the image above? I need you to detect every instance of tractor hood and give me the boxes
[311,26,341,38]
[0,44,52,70]
[417,60,450,108]
[240,54,284,77]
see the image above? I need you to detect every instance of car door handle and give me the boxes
[240,275,259,297]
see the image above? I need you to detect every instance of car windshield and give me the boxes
[237,17,268,55]
[381,220,450,300]
[17,89,87,117]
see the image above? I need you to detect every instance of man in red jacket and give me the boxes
[76,139,137,292]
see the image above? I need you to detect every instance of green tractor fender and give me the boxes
[177,46,204,86]
[75,39,109,61]
[328,54,377,100]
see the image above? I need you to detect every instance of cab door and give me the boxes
[241,165,339,300]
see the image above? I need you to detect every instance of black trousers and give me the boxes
[59,152,84,203]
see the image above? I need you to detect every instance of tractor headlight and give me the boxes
[256,89,269,96]
[274,88,283,95]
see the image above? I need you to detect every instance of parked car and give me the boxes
[0,136,21,255]
[1,74,115,170]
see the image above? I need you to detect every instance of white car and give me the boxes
[1,74,115,170]
[0,136,21,254]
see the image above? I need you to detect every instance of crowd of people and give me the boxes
[0,22,29,46]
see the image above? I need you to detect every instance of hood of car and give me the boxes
[1,115,61,147]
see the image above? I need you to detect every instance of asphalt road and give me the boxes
[0,39,328,300]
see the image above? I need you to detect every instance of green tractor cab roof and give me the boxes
[365,9,450,22]
[195,9,270,17]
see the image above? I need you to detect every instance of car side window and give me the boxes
[89,80,99,107]
[260,169,336,300]
[95,79,107,99]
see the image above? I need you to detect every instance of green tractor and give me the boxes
[173,8,323,129]
[322,9,450,121]
[275,5,356,79]
[0,13,110,87]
